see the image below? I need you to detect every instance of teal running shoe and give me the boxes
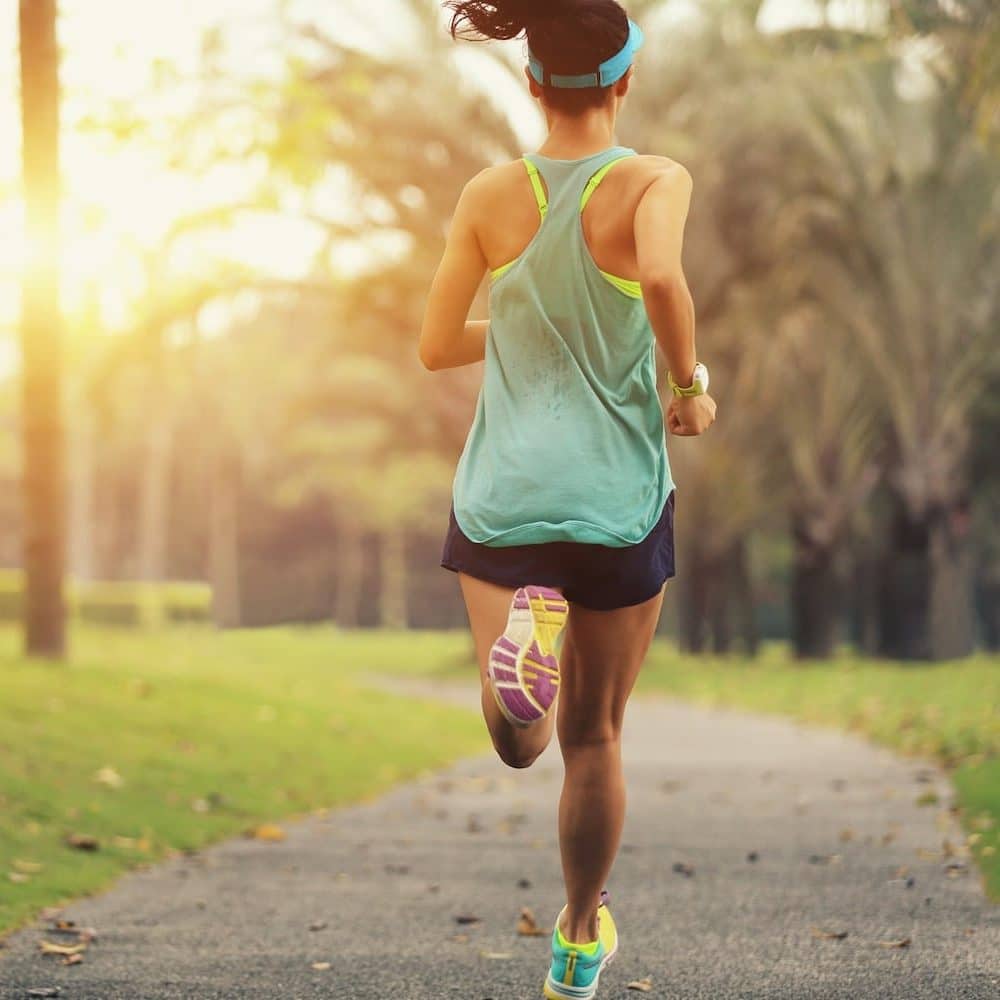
[543,890,618,999]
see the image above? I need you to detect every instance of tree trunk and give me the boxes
[334,520,364,628]
[68,402,96,582]
[377,527,408,630]
[678,550,710,653]
[709,555,732,655]
[928,500,976,660]
[209,449,241,629]
[19,0,66,658]
[878,503,932,660]
[137,406,173,583]
[732,539,759,657]
[791,521,841,660]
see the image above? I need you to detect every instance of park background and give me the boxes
[2,0,999,940]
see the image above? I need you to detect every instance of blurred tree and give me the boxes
[18,0,66,657]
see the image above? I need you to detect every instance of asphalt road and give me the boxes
[2,678,997,999]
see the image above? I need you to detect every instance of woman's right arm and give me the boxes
[635,163,716,436]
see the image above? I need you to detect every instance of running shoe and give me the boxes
[487,585,569,728]
[543,890,618,999]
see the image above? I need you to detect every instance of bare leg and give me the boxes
[555,586,666,944]
[458,573,560,769]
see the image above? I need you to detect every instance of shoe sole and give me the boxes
[487,586,568,728]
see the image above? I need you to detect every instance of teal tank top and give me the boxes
[452,145,675,548]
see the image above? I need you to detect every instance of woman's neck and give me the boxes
[537,104,619,160]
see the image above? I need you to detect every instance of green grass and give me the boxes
[633,643,1000,899]
[0,625,485,936]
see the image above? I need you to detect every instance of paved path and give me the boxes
[2,678,997,999]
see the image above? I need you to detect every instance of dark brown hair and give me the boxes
[444,1,632,115]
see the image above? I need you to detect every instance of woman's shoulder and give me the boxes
[625,154,692,185]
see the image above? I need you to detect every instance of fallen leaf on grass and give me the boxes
[517,908,547,937]
[249,824,286,843]
[13,859,44,874]
[65,834,99,852]
[93,767,124,789]
[8,872,30,884]
[878,937,911,949]
[38,941,88,957]
[311,962,331,971]
[627,977,654,991]
[811,926,849,941]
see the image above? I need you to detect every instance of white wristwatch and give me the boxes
[668,362,710,398]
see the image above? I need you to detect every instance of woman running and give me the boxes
[419,2,716,996]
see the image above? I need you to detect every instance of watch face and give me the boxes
[695,363,709,393]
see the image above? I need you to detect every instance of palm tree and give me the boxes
[19,0,66,658]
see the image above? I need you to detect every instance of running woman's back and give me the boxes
[452,147,674,548]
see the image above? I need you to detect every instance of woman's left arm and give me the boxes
[419,177,490,371]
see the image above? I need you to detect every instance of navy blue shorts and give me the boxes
[440,490,676,611]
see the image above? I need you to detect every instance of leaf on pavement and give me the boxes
[61,953,84,966]
[627,977,654,991]
[672,861,695,878]
[249,824,287,843]
[308,921,328,932]
[26,989,61,998]
[878,937,911,949]
[455,914,481,925]
[811,926,849,941]
[517,908,547,937]
[311,962,331,971]
[479,951,513,960]
[38,940,88,957]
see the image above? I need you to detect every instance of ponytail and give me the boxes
[443,1,631,114]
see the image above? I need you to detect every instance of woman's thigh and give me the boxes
[556,586,667,746]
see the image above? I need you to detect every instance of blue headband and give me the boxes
[528,18,644,90]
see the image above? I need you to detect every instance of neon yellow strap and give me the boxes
[600,270,642,299]
[580,156,631,211]
[524,158,548,218]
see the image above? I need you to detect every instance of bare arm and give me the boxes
[634,164,697,387]
[635,163,715,436]
[419,177,489,371]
